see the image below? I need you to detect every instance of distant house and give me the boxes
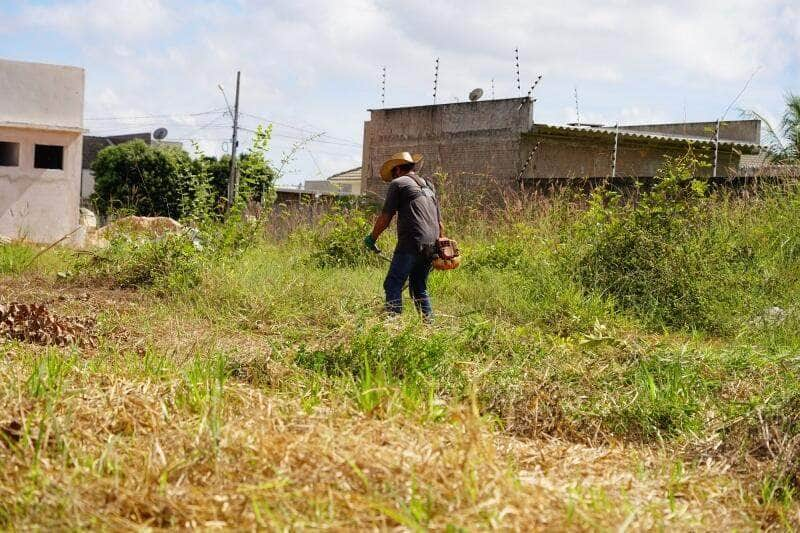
[303,166,362,195]
[0,58,84,243]
[738,153,800,180]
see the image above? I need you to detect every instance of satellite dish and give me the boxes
[469,88,484,102]
[153,127,168,140]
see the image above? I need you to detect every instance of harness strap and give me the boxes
[408,173,442,222]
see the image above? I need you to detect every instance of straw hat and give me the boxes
[379,152,424,182]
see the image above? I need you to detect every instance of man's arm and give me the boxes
[371,211,393,240]
[364,181,399,250]
[438,220,445,238]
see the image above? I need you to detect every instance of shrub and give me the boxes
[91,140,192,219]
[78,232,204,292]
[91,130,277,222]
[577,151,751,332]
[310,210,382,268]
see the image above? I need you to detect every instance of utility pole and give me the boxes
[611,123,620,178]
[712,118,720,177]
[227,70,241,211]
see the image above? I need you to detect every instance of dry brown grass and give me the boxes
[0,341,765,531]
[0,269,797,530]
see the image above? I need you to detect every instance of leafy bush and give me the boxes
[92,140,192,219]
[92,129,277,221]
[577,151,751,332]
[79,232,204,292]
[310,211,382,268]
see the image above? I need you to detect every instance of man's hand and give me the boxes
[363,234,379,252]
[367,212,393,252]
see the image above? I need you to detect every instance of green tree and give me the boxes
[91,140,191,218]
[237,124,277,205]
[744,91,800,163]
[192,126,276,206]
[779,92,800,162]
[91,127,278,221]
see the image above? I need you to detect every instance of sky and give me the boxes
[0,0,798,185]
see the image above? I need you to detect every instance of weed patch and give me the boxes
[577,153,755,332]
[310,211,383,268]
[75,232,204,292]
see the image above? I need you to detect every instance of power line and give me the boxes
[307,149,323,176]
[239,112,361,146]
[84,108,226,121]
[184,112,229,139]
[86,108,361,146]
[88,118,229,138]
[238,126,361,148]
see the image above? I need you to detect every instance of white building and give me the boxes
[0,58,84,243]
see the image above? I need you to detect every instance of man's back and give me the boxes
[382,172,440,253]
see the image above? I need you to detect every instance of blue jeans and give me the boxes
[384,252,433,319]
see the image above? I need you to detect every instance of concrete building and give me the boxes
[303,166,362,195]
[0,58,84,243]
[361,98,762,198]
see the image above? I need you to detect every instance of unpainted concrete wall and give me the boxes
[520,135,741,180]
[362,98,533,197]
[0,126,83,243]
[0,58,84,129]
[362,98,749,199]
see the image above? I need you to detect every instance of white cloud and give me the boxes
[6,0,797,182]
[20,0,174,40]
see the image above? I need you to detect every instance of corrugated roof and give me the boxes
[530,123,761,152]
[328,166,361,181]
[275,186,352,197]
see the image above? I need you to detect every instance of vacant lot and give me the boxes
[3,166,800,529]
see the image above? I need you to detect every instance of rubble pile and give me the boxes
[0,302,96,348]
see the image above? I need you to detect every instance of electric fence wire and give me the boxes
[86,107,360,147]
[433,57,439,104]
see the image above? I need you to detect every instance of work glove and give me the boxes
[363,234,379,252]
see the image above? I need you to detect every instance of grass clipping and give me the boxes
[0,302,96,348]
[0,358,757,530]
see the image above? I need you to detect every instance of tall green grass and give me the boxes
[6,155,800,502]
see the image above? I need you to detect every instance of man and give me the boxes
[364,152,444,320]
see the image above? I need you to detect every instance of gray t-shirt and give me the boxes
[382,171,441,253]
